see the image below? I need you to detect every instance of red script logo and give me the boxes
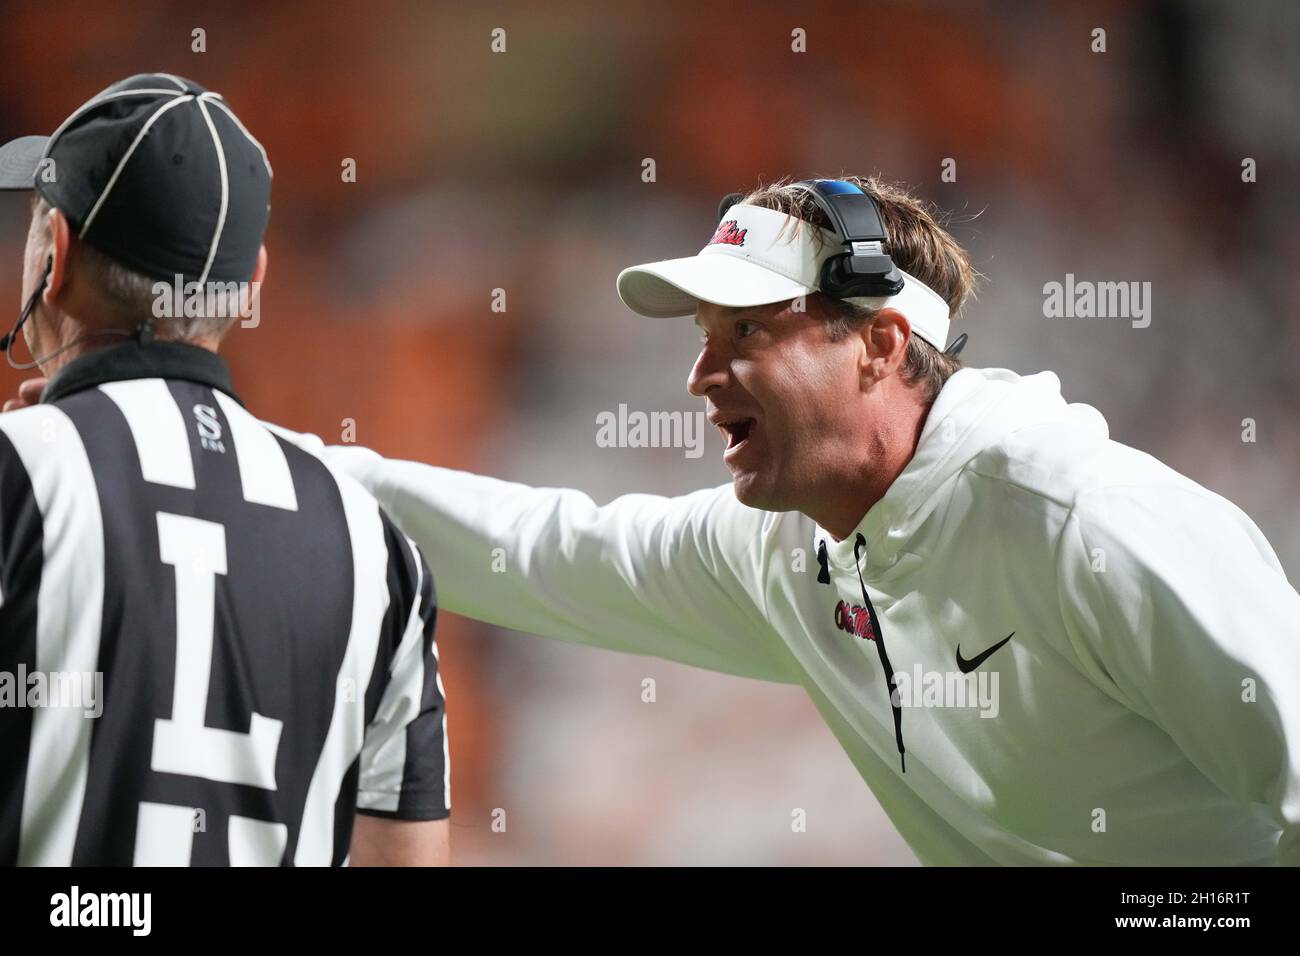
[708,220,747,247]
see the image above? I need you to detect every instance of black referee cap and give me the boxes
[0,73,271,284]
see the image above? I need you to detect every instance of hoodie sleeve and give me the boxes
[272,431,799,684]
[1057,483,1300,865]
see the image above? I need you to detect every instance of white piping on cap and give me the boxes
[204,97,272,178]
[195,94,230,286]
[156,73,191,92]
[78,94,196,239]
[42,88,188,160]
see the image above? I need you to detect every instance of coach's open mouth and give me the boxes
[717,418,755,454]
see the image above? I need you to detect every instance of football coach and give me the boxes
[287,176,1298,865]
[0,74,449,866]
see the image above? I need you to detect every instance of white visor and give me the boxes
[617,202,953,351]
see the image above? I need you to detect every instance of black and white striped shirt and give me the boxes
[0,341,448,866]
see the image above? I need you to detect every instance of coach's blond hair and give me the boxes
[738,176,980,402]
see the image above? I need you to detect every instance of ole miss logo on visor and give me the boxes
[709,220,747,247]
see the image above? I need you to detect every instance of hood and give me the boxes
[812,366,1109,775]
[818,366,1110,574]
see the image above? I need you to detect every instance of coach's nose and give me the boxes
[687,340,730,397]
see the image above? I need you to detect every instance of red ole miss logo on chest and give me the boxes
[708,220,747,246]
[834,599,878,642]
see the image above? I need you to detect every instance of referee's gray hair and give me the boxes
[32,195,239,342]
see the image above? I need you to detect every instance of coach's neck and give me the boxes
[813,388,931,543]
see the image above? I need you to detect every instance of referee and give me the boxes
[0,74,449,866]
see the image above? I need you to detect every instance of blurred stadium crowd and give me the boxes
[0,0,1295,864]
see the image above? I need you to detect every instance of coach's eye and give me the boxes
[735,320,758,339]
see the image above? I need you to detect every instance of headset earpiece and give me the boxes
[1,255,54,351]
[799,179,904,298]
[717,192,745,223]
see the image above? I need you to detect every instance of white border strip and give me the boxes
[97,380,196,489]
[1,407,106,866]
[293,479,391,865]
[213,392,298,511]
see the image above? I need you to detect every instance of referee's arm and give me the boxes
[350,816,449,867]
[350,522,451,866]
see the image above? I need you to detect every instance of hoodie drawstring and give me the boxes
[852,533,906,774]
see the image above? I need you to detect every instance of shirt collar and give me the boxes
[41,340,242,406]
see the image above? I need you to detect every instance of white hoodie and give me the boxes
[281,367,1300,865]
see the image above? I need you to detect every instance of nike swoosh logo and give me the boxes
[955,633,1015,673]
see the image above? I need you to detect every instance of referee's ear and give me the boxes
[252,244,268,288]
[246,244,268,315]
[42,205,74,307]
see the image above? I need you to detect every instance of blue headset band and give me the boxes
[798,179,891,247]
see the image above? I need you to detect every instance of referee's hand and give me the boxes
[2,377,48,412]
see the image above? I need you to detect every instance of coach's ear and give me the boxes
[860,307,911,386]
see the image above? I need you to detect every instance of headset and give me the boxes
[0,255,51,355]
[801,178,906,298]
[718,180,968,356]
[1,255,136,372]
